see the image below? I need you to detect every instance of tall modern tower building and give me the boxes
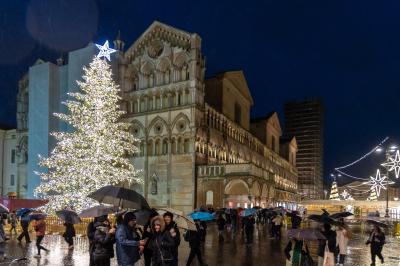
[284,99,324,199]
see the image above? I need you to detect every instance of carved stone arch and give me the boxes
[173,52,189,68]
[141,61,155,75]
[172,113,190,133]
[147,116,170,137]
[130,119,146,139]
[156,57,171,72]
[225,179,250,195]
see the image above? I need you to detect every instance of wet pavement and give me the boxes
[1,224,399,265]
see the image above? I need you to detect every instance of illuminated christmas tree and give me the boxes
[329,180,340,200]
[367,188,378,201]
[35,42,141,212]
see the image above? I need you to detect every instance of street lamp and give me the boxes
[377,145,399,218]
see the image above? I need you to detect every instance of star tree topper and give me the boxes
[382,150,400,178]
[363,169,393,197]
[96,40,116,61]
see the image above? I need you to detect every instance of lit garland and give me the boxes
[34,48,142,213]
[334,137,389,180]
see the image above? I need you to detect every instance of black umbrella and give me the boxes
[329,212,353,220]
[134,209,158,226]
[366,219,389,228]
[308,214,339,225]
[88,185,150,210]
[56,210,81,224]
[79,205,118,218]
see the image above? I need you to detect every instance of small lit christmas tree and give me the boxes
[35,41,142,212]
[329,180,340,200]
[367,189,378,201]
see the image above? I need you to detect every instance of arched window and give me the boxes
[183,139,190,153]
[155,139,161,155]
[177,138,182,154]
[148,140,154,156]
[206,190,213,206]
[171,138,176,154]
[162,139,168,155]
[140,142,144,156]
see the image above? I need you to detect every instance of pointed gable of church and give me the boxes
[222,71,254,105]
[125,21,199,61]
[265,111,282,136]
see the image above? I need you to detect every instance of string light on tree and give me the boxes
[367,188,378,201]
[34,41,142,213]
[329,175,340,201]
[381,150,400,178]
[363,169,393,197]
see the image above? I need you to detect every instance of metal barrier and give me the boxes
[4,216,96,236]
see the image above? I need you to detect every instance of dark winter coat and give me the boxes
[115,224,140,266]
[92,226,115,261]
[63,223,76,238]
[164,221,181,259]
[243,217,255,232]
[149,231,175,266]
[20,216,30,229]
[291,216,302,229]
[184,227,201,249]
[366,231,385,252]
[216,217,226,231]
[317,228,337,256]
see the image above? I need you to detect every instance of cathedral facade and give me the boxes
[16,21,298,213]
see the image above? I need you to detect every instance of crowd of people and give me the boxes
[0,206,389,266]
[85,211,209,266]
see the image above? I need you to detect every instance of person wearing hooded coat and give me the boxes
[163,212,180,266]
[148,216,174,266]
[92,217,116,266]
[115,212,143,266]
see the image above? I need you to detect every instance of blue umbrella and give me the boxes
[16,208,34,217]
[240,208,257,217]
[189,211,215,221]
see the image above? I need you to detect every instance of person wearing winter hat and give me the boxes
[148,216,174,266]
[116,212,145,266]
[163,212,181,266]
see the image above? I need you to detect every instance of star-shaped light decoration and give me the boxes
[341,189,353,200]
[95,40,116,61]
[382,150,400,178]
[363,169,394,197]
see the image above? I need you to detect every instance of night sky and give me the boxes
[1,0,400,186]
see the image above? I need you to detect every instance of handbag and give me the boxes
[323,242,335,266]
